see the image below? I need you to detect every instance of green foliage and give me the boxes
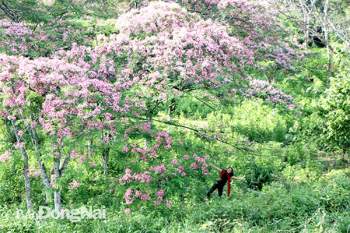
[0,157,23,206]
[0,0,83,24]
[173,94,217,119]
[319,72,350,152]
[210,100,288,143]
[1,168,348,232]
[1,0,350,232]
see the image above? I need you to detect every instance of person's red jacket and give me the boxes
[219,169,233,196]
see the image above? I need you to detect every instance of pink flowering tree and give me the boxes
[125,0,300,68]
[0,53,127,211]
[48,2,256,177]
[54,1,255,126]
[119,122,210,209]
[112,1,299,113]
[0,1,297,212]
[0,17,109,58]
[0,55,34,210]
[177,0,302,67]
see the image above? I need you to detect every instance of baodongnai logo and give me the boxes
[16,206,107,222]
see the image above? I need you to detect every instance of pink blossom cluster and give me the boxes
[124,188,134,205]
[245,78,295,108]
[124,127,173,159]
[171,159,178,165]
[0,54,125,145]
[190,154,209,175]
[176,0,298,68]
[0,18,96,57]
[153,189,172,207]
[124,122,153,139]
[177,165,186,176]
[135,190,151,201]
[0,1,278,210]
[154,189,165,206]
[156,189,165,199]
[0,19,33,37]
[119,153,214,207]
[117,2,193,35]
[155,131,172,149]
[133,172,152,183]
[56,2,254,98]
[150,164,167,174]
[124,188,151,205]
[0,19,48,55]
[142,122,152,132]
[70,150,87,164]
[119,168,152,184]
[0,55,29,118]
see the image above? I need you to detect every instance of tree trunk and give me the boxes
[299,0,310,47]
[54,190,61,212]
[38,158,53,205]
[29,126,52,205]
[22,149,33,210]
[87,138,93,158]
[11,122,33,210]
[322,0,333,76]
[52,143,62,212]
[102,146,110,175]
[0,1,20,22]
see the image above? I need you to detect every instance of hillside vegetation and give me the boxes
[0,0,349,232]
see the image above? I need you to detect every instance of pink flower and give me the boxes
[58,128,72,139]
[142,122,151,132]
[156,189,165,199]
[70,150,80,159]
[190,162,199,170]
[150,164,166,174]
[119,168,134,184]
[103,136,110,143]
[177,166,186,176]
[78,155,86,164]
[195,156,206,163]
[133,172,152,183]
[171,159,178,165]
[183,154,190,160]
[124,188,134,205]
[155,131,172,149]
[135,190,142,198]
[140,193,150,201]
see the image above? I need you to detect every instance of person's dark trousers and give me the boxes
[207,181,225,198]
